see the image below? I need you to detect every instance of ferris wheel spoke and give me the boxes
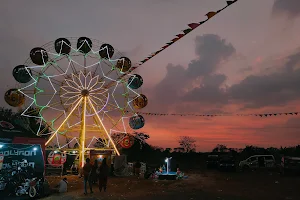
[30,69,62,86]
[98,69,114,83]
[39,75,63,86]
[69,74,84,90]
[62,94,81,106]
[37,124,51,136]
[70,60,78,75]
[44,61,69,79]
[92,63,100,77]
[89,95,109,109]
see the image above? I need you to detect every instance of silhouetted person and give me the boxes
[82,158,93,195]
[97,158,109,192]
[91,160,98,184]
[134,160,141,177]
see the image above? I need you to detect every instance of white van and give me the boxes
[239,155,276,170]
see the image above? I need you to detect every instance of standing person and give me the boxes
[91,160,98,184]
[97,158,109,192]
[83,158,93,195]
[134,160,141,178]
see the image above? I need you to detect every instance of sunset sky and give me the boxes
[1,0,300,151]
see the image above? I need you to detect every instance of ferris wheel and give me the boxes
[4,37,148,165]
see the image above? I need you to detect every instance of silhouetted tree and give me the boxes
[0,106,50,137]
[212,144,227,152]
[178,136,196,153]
[0,107,15,120]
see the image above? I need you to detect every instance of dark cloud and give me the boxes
[150,34,235,112]
[187,34,235,78]
[229,50,300,108]
[238,66,252,73]
[183,74,228,104]
[272,0,300,19]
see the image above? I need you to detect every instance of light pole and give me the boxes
[165,157,172,174]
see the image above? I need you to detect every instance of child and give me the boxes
[56,177,68,193]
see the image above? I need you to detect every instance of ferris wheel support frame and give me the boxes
[45,95,120,168]
[79,96,87,168]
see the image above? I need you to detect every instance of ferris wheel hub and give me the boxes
[81,89,89,96]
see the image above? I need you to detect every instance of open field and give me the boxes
[42,170,300,200]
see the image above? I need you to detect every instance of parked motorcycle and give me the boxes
[15,177,37,198]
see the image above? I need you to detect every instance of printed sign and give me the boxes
[47,151,67,167]
[0,143,44,174]
[0,154,3,170]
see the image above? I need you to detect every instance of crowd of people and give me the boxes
[82,157,110,195]
[55,157,110,195]
[54,157,145,195]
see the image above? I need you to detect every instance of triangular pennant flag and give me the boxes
[171,38,179,42]
[183,28,192,34]
[206,11,217,19]
[188,23,200,29]
[227,1,234,6]
[176,34,184,38]
[227,0,237,6]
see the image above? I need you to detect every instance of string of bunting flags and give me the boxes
[115,0,238,81]
[133,111,300,118]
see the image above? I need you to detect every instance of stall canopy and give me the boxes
[0,120,46,159]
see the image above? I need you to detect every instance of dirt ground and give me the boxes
[43,170,300,200]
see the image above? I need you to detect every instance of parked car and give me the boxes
[218,156,236,171]
[206,155,219,169]
[239,155,276,170]
[281,156,300,175]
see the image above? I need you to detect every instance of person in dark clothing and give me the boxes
[97,158,109,192]
[91,160,98,184]
[82,158,93,195]
[134,160,141,177]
